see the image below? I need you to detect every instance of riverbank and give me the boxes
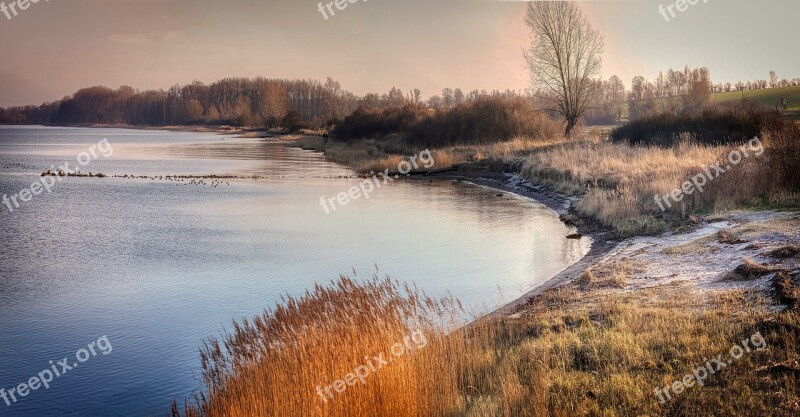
[311,136,800,415]
[414,164,620,315]
[169,132,799,416]
[285,133,799,308]
[411,162,799,319]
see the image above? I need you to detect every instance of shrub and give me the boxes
[282,110,308,132]
[611,101,785,147]
[405,97,560,147]
[332,98,561,147]
[333,104,430,141]
[764,122,800,191]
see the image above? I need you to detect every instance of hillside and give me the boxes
[712,85,800,117]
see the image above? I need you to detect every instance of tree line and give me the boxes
[0,77,535,129]
[0,78,391,128]
[1,70,795,129]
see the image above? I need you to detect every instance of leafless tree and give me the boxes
[524,1,604,136]
[408,89,422,104]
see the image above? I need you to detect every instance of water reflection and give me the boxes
[0,126,589,416]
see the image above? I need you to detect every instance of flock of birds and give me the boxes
[110,174,234,187]
[1,162,37,170]
[9,164,361,188]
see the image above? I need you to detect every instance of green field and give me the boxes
[615,85,800,123]
[712,85,800,118]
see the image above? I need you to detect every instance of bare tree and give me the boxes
[261,82,289,127]
[454,88,465,106]
[524,1,603,136]
[607,75,625,122]
[408,88,422,105]
[442,88,454,108]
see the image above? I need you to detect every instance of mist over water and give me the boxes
[0,126,589,416]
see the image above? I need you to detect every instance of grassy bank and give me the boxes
[296,120,798,238]
[182,112,800,417]
[519,132,799,236]
[171,250,800,416]
[293,134,567,175]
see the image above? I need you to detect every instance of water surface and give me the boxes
[0,126,589,416]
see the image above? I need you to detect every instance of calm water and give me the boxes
[0,126,589,416]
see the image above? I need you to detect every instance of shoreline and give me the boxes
[13,125,791,317]
[281,135,622,315]
[416,166,621,316]
[287,137,798,321]
[416,165,797,315]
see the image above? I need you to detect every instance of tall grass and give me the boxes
[169,276,501,417]
[520,137,723,235]
[520,126,800,236]
[170,272,800,417]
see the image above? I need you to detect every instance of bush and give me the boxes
[282,110,308,132]
[333,105,430,142]
[332,98,561,147]
[764,123,800,192]
[405,97,560,147]
[611,101,785,147]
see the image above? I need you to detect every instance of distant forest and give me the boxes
[0,78,359,128]
[0,77,527,129]
[2,68,796,130]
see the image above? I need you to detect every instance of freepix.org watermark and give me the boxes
[658,0,709,23]
[315,330,428,403]
[316,0,368,20]
[2,138,113,215]
[1,0,49,21]
[1,336,113,408]
[654,137,763,212]
[654,331,767,404]
[320,149,434,214]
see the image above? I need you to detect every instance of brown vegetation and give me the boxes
[332,97,561,147]
[575,259,636,289]
[611,101,786,147]
[169,274,800,417]
[725,258,777,281]
[170,276,480,417]
[771,246,800,259]
[520,120,800,236]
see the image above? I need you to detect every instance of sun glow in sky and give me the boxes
[0,0,797,107]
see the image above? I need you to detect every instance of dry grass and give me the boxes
[575,259,638,289]
[519,135,798,237]
[493,285,800,417]
[520,138,723,236]
[170,273,800,417]
[296,134,565,174]
[725,257,778,281]
[770,245,800,259]
[297,124,797,238]
[170,276,496,417]
[662,235,720,256]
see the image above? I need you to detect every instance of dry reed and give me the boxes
[169,274,800,417]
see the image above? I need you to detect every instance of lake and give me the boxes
[0,126,589,416]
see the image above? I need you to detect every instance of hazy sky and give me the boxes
[0,0,798,107]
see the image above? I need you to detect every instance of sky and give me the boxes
[0,0,798,107]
